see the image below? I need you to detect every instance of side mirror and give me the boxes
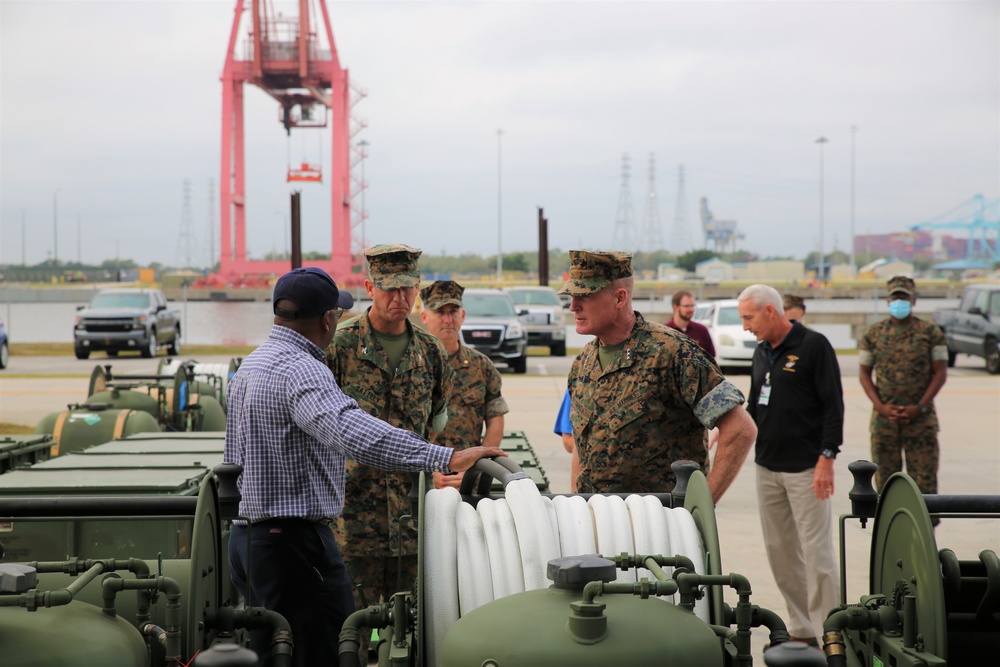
[968,306,985,317]
[76,305,85,311]
[518,308,529,316]
[156,304,167,312]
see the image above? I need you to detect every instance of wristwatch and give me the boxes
[821,448,836,460]
[918,403,930,415]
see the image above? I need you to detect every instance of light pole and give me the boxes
[849,125,857,272]
[53,188,60,265]
[496,128,504,285]
[815,137,828,283]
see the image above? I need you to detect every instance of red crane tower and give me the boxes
[218,0,360,284]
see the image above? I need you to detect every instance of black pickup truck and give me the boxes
[934,284,1000,374]
[73,288,181,360]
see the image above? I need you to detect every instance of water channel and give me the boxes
[1,297,958,347]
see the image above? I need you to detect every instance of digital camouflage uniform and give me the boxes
[559,251,746,493]
[325,244,452,612]
[859,276,949,493]
[431,345,507,450]
[420,280,509,450]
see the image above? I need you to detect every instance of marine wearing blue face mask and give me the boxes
[888,299,912,319]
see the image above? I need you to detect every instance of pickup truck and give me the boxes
[934,284,1000,374]
[73,288,181,360]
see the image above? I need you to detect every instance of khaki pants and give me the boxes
[756,465,840,638]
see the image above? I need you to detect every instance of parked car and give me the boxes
[73,288,181,360]
[460,288,528,373]
[934,283,1000,374]
[0,317,8,370]
[505,286,567,356]
[692,299,758,370]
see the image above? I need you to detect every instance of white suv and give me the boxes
[692,299,759,369]
[505,286,567,356]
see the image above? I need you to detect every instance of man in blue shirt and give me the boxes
[553,389,579,491]
[224,267,504,666]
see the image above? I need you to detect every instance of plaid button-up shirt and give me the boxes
[224,325,453,524]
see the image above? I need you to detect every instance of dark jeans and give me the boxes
[229,519,355,667]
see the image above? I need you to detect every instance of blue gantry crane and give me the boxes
[699,197,744,253]
[910,194,1000,267]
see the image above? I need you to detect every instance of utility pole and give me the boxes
[207,179,216,270]
[21,209,26,266]
[496,129,504,284]
[850,125,857,271]
[640,153,663,250]
[816,137,829,283]
[77,214,81,264]
[672,164,690,253]
[53,188,60,265]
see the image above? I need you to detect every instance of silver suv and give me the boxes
[505,286,567,356]
[460,289,528,373]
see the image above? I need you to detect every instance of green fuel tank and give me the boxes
[440,555,723,667]
[89,387,161,418]
[0,600,147,667]
[34,404,161,455]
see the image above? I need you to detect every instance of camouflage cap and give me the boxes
[420,280,464,311]
[557,250,633,296]
[887,275,915,297]
[365,243,422,289]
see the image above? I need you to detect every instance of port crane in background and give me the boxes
[699,197,743,253]
[910,194,1000,267]
[216,0,363,285]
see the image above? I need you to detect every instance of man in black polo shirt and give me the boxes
[737,283,843,647]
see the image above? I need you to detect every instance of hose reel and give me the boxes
[824,462,1000,666]
[420,459,725,666]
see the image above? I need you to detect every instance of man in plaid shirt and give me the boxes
[224,267,503,666]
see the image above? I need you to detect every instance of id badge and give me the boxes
[758,384,771,406]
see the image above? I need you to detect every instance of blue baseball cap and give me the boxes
[272,267,354,319]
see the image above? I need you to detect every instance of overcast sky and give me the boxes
[1,0,997,268]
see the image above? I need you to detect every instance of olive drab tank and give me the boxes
[33,403,161,455]
[440,555,723,667]
[30,363,232,457]
[0,583,148,667]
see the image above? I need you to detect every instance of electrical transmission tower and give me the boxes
[612,153,639,252]
[640,153,663,250]
[176,179,196,269]
[672,164,691,253]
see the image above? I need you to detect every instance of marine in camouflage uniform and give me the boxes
[560,250,753,496]
[325,244,452,613]
[859,275,948,493]
[419,280,509,454]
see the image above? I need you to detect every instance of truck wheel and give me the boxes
[75,346,90,360]
[141,330,157,358]
[167,330,181,356]
[550,341,567,357]
[511,354,528,374]
[986,337,1000,375]
[0,342,7,369]
[946,347,956,368]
